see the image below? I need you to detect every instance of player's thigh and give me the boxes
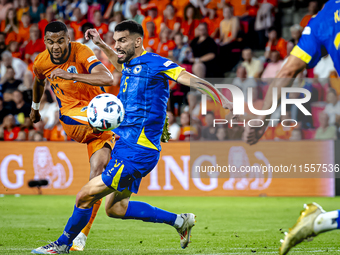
[89,143,112,180]
[76,175,114,208]
[105,188,132,218]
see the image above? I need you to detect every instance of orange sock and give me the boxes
[81,199,102,237]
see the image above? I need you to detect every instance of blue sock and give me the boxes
[57,205,93,246]
[123,201,177,226]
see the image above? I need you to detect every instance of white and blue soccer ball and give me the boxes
[87,93,124,131]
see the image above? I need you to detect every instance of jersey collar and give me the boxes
[50,43,71,65]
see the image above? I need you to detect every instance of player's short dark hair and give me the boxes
[81,22,94,34]
[44,21,68,35]
[115,20,144,37]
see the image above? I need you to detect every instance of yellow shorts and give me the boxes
[60,105,115,160]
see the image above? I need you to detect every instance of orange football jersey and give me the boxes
[33,42,105,115]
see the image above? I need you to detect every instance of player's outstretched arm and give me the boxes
[176,70,233,112]
[244,55,307,145]
[85,28,122,72]
[30,77,45,123]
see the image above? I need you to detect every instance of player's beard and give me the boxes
[117,47,135,64]
[48,47,68,63]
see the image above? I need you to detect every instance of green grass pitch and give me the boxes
[1,196,340,254]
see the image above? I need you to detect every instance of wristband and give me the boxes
[31,102,40,110]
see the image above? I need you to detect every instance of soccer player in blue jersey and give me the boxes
[32,20,233,254]
[244,1,340,254]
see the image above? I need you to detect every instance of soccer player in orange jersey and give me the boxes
[29,21,114,251]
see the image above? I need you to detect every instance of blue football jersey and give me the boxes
[114,51,184,151]
[291,0,340,71]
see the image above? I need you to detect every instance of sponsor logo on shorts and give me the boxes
[87,56,97,63]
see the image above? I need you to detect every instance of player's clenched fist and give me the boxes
[30,109,41,123]
[243,121,266,145]
[50,68,73,81]
[85,29,102,45]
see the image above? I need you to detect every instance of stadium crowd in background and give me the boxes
[0,0,337,142]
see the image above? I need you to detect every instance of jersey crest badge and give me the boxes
[67,66,78,74]
[133,65,142,74]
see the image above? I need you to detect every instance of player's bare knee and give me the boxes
[105,201,127,218]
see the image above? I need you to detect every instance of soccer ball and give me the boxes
[87,93,125,131]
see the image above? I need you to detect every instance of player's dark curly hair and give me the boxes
[44,21,68,35]
[115,20,144,37]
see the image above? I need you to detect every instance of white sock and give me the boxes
[314,210,339,234]
[173,214,184,228]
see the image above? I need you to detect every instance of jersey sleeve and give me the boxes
[148,53,185,81]
[76,43,102,73]
[290,20,322,68]
[32,54,46,80]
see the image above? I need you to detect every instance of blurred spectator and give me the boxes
[241,48,263,78]
[232,65,257,101]
[156,27,175,58]
[315,112,337,140]
[226,0,250,18]
[38,6,55,37]
[39,89,58,130]
[24,25,45,63]
[29,0,46,23]
[93,10,109,39]
[16,129,27,140]
[33,131,44,141]
[12,90,30,125]
[254,1,274,49]
[0,97,10,125]
[142,4,163,38]
[55,0,68,20]
[17,0,29,21]
[1,8,19,45]
[289,24,302,46]
[187,92,200,120]
[219,5,240,46]
[300,1,318,28]
[167,110,180,140]
[313,55,336,79]
[2,114,21,141]
[324,88,340,126]
[112,0,137,19]
[0,32,6,58]
[163,4,181,39]
[201,8,221,38]
[0,0,14,21]
[67,0,89,18]
[68,27,75,41]
[171,33,190,64]
[173,0,190,19]
[289,129,302,141]
[190,22,218,78]
[244,84,263,116]
[8,41,21,59]
[216,126,227,141]
[76,23,99,51]
[87,0,101,24]
[109,11,125,32]
[261,51,283,79]
[265,27,287,60]
[179,111,194,141]
[1,66,22,101]
[18,13,31,44]
[70,7,87,41]
[130,3,144,25]
[144,21,160,52]
[273,113,295,140]
[181,4,199,41]
[201,111,217,140]
[1,51,27,81]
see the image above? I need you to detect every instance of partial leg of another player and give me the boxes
[279,203,340,255]
[71,144,112,251]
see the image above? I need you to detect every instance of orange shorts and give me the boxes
[60,105,115,160]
